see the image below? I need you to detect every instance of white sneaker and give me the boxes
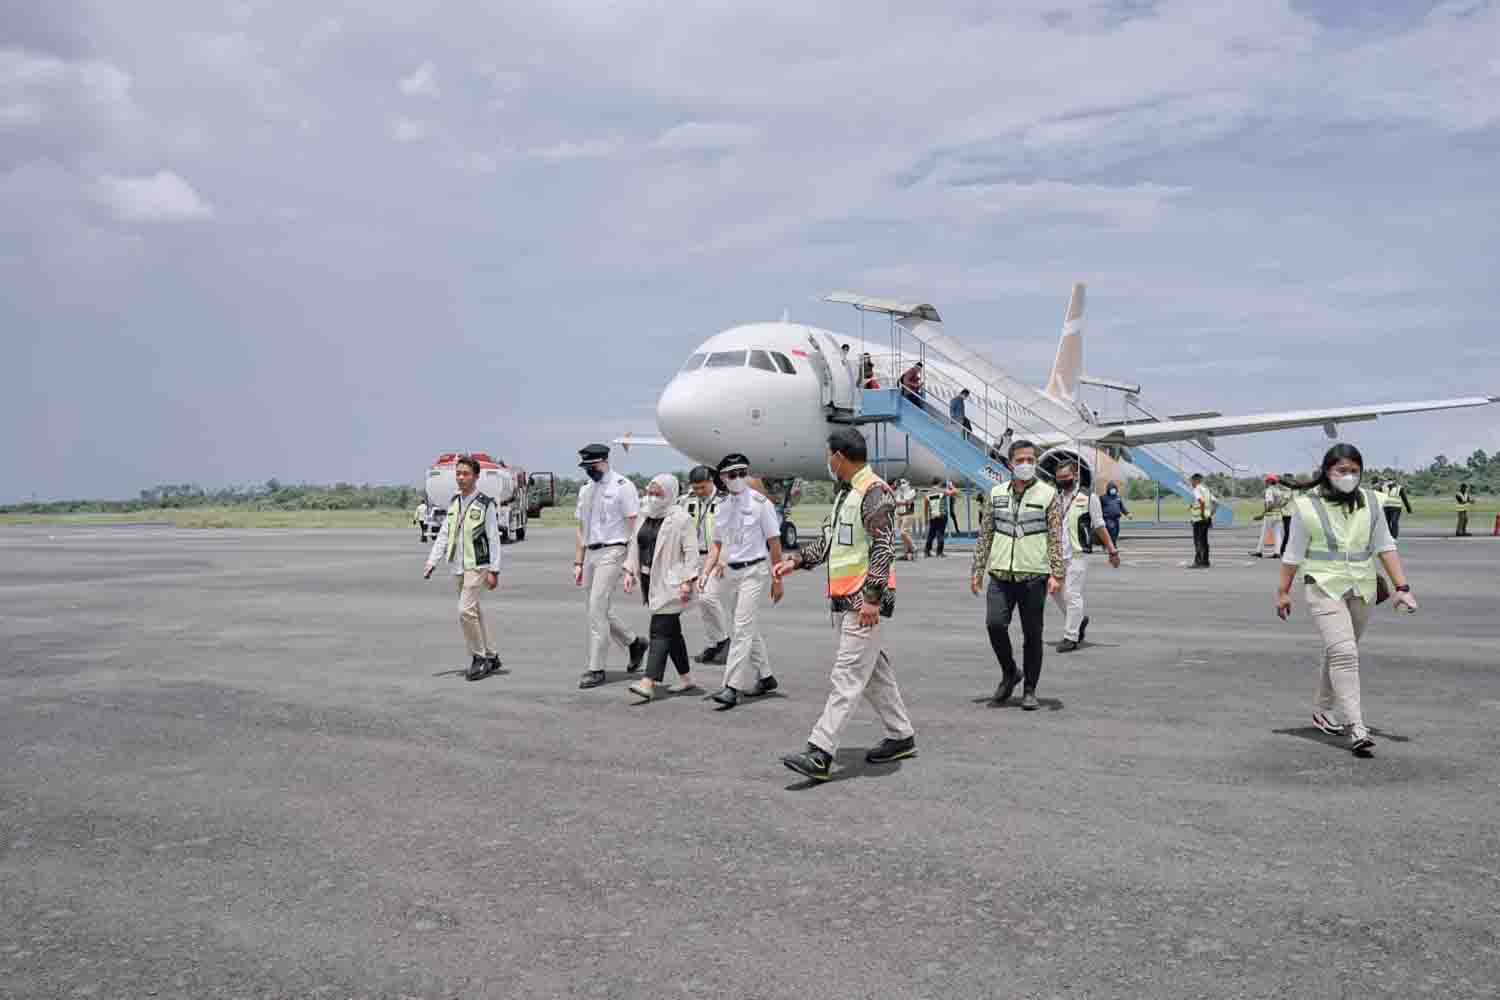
[1349,726,1376,754]
[1311,710,1345,736]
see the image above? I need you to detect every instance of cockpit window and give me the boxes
[704,350,748,369]
[748,350,776,372]
[682,353,707,371]
[771,351,796,374]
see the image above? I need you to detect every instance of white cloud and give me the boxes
[91,170,214,223]
[398,61,440,98]
[0,48,140,131]
[389,116,430,143]
[0,102,42,128]
[527,137,621,161]
[655,121,759,153]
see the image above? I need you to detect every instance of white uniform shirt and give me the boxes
[714,489,780,565]
[427,492,502,575]
[1058,490,1105,561]
[576,472,640,547]
[1192,484,1214,521]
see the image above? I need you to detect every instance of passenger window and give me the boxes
[771,352,796,374]
[704,350,748,368]
[682,353,707,371]
[748,350,776,372]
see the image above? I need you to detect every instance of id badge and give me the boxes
[837,522,855,546]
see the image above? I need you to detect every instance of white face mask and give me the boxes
[725,477,747,495]
[827,460,840,482]
[643,494,671,518]
[1331,473,1360,494]
[1012,462,1036,482]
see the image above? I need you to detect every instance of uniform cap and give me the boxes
[1264,474,1279,484]
[578,443,610,467]
[716,453,751,473]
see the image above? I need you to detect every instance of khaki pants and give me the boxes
[698,562,728,645]
[584,545,635,670]
[1049,557,1088,642]
[809,612,914,755]
[455,570,496,658]
[1306,583,1370,729]
[1260,517,1283,557]
[722,562,771,692]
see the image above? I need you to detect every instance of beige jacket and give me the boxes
[624,508,702,614]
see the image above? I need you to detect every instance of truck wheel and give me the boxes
[781,521,799,550]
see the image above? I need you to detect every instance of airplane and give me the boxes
[622,285,1497,548]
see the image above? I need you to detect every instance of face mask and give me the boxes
[1012,462,1036,481]
[827,460,841,482]
[1107,487,1118,495]
[643,494,670,518]
[1056,478,1075,491]
[585,466,605,483]
[725,477,747,495]
[1331,473,1360,494]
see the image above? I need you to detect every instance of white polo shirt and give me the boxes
[714,489,780,565]
[576,472,640,547]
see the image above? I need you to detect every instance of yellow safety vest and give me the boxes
[1062,488,1092,553]
[1456,491,1474,512]
[1379,485,1403,510]
[681,494,718,552]
[926,489,947,520]
[827,466,895,598]
[443,493,494,570]
[987,480,1057,577]
[1295,489,1378,603]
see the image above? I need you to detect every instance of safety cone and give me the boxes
[1493,512,1499,536]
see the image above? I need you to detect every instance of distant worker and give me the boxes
[900,360,925,401]
[622,474,701,702]
[860,352,880,389]
[775,428,915,782]
[1099,481,1129,546]
[573,444,647,689]
[894,478,918,560]
[949,388,972,440]
[1455,482,1475,537]
[1051,460,1120,653]
[1279,472,1297,556]
[1253,474,1290,558]
[683,466,729,665]
[1188,473,1214,568]
[699,453,784,710]
[422,454,502,682]
[1377,476,1413,539]
[923,477,953,558]
[413,498,429,542]
[1277,444,1417,756]
[971,440,1064,711]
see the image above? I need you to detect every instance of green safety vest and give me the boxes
[443,493,494,570]
[1378,485,1403,509]
[987,480,1057,577]
[680,494,718,552]
[1295,489,1378,604]
[926,489,946,520]
[1061,488,1093,553]
[827,466,893,598]
[1456,492,1474,512]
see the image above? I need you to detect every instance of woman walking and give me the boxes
[1277,444,1418,755]
[623,474,702,701]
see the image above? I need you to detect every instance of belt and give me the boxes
[699,549,711,556]
[727,557,766,570]
[586,542,627,551]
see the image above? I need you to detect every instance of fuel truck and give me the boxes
[421,452,554,544]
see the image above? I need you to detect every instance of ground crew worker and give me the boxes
[1099,481,1128,546]
[923,477,953,557]
[423,454,502,681]
[1277,444,1417,755]
[894,478,918,560]
[414,499,429,541]
[775,428,915,782]
[971,440,1064,710]
[682,466,730,665]
[1051,461,1120,652]
[1189,473,1214,568]
[699,453,784,709]
[1378,476,1413,538]
[1253,474,1289,557]
[573,443,647,689]
[1455,482,1475,537]
[1279,472,1297,556]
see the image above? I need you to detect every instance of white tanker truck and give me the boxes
[421,452,554,544]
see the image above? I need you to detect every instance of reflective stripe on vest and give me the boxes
[1296,489,1377,602]
[926,490,945,518]
[680,494,717,550]
[827,466,895,598]
[987,480,1056,576]
[444,494,493,569]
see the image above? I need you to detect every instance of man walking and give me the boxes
[1189,473,1214,568]
[949,388,972,440]
[574,444,647,689]
[1379,476,1413,539]
[894,478,918,560]
[423,455,502,681]
[1051,461,1120,653]
[699,453,784,709]
[414,498,430,542]
[971,440,1064,710]
[776,429,916,781]
[683,465,730,664]
[923,477,953,557]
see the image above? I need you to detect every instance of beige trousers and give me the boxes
[697,566,729,645]
[722,562,771,692]
[1049,557,1088,641]
[584,546,635,670]
[1306,583,1370,729]
[455,570,496,658]
[809,612,914,756]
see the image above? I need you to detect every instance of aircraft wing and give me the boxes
[1087,396,1499,448]
[612,432,671,451]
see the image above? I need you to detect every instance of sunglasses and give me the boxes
[722,469,748,480]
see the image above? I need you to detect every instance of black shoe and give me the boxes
[1078,616,1089,643]
[710,686,739,710]
[578,670,606,689]
[865,736,917,764]
[486,655,502,675]
[754,676,779,696]
[1057,638,1079,653]
[991,669,1020,705]
[782,745,833,781]
[466,655,487,681]
[1021,691,1040,711]
[625,637,648,673]
[705,640,730,665]
[694,642,723,664]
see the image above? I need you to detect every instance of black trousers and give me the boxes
[986,576,1048,692]
[1384,507,1401,539]
[1192,520,1211,566]
[644,613,690,682]
[1279,516,1292,556]
[925,516,948,555]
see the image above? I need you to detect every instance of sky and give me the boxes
[2,0,1498,502]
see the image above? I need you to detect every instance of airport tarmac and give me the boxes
[2,522,1498,999]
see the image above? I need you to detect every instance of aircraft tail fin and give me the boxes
[1043,283,1085,401]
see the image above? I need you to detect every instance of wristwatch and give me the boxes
[1395,584,1411,593]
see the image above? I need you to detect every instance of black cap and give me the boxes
[716,453,750,473]
[578,443,610,467]
[687,465,715,483]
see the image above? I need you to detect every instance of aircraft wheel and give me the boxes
[780,521,799,550]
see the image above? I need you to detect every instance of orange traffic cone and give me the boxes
[1492,512,1499,536]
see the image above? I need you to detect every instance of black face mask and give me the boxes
[1056,479,1075,491]
[585,467,605,483]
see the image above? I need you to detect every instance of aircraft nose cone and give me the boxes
[656,377,720,463]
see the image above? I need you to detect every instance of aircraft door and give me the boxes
[527,472,556,517]
[805,331,856,411]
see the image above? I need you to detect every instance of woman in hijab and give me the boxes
[622,474,702,701]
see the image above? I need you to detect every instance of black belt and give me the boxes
[727,557,766,570]
[699,549,711,556]
[586,542,627,551]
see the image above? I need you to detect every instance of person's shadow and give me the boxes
[1272,724,1412,757]
[969,695,1065,712]
[783,747,912,790]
